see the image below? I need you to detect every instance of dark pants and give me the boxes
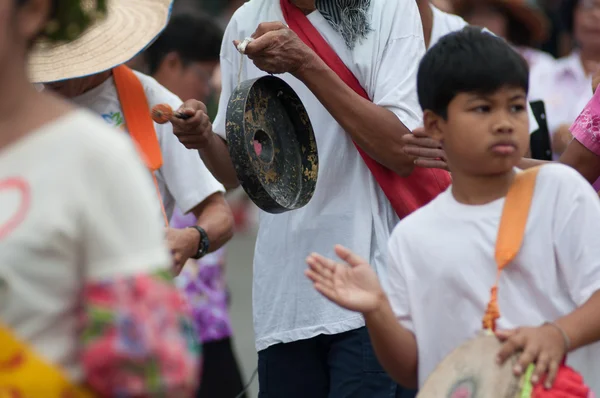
[257,327,418,398]
[197,338,247,398]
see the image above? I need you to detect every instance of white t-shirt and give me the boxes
[214,0,425,350]
[429,5,540,134]
[71,71,225,219]
[0,110,172,381]
[386,164,600,393]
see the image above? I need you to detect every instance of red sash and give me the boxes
[280,0,451,219]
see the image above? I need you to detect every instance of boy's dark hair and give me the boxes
[417,26,529,119]
[145,11,224,75]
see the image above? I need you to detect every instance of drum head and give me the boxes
[417,333,523,398]
[226,75,318,214]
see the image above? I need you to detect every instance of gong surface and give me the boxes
[417,333,522,398]
[226,75,318,213]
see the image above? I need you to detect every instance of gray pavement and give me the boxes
[226,230,259,398]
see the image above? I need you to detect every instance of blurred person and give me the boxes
[30,0,234,277]
[453,0,556,70]
[166,0,454,396]
[1,0,198,396]
[529,0,600,160]
[144,12,248,398]
[430,0,454,13]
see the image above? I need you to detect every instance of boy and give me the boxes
[305,27,600,393]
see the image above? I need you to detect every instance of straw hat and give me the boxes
[452,0,549,45]
[29,0,173,83]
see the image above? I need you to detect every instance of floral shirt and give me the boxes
[571,87,600,190]
[171,208,234,343]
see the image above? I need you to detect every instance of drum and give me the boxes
[417,332,522,398]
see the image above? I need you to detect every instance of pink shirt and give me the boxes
[571,87,600,190]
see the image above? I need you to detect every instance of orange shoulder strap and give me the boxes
[482,166,541,331]
[112,65,163,172]
[112,65,169,227]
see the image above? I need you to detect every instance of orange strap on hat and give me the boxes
[112,65,169,227]
[482,167,540,331]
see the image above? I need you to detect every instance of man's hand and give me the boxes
[305,245,386,314]
[402,127,449,171]
[552,124,573,156]
[496,324,568,389]
[170,99,214,150]
[234,22,316,76]
[166,227,199,275]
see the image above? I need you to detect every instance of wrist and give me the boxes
[294,50,325,81]
[545,321,572,353]
[364,291,391,320]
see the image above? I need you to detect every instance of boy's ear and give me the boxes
[423,110,444,143]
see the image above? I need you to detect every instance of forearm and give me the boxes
[193,192,234,253]
[555,290,600,352]
[364,297,419,388]
[198,133,240,190]
[295,57,415,176]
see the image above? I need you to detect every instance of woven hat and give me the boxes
[452,0,549,46]
[29,0,173,83]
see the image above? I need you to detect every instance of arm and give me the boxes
[558,138,600,184]
[80,135,199,396]
[190,191,234,253]
[365,297,419,388]
[295,56,417,176]
[555,291,600,352]
[198,133,240,189]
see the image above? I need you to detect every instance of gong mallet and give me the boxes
[151,103,192,124]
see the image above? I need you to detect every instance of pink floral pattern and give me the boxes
[571,89,600,156]
[80,270,201,397]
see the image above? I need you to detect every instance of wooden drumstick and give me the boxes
[151,103,192,124]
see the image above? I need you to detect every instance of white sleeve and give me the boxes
[79,130,171,281]
[213,18,240,140]
[385,231,415,332]
[155,122,225,214]
[552,166,600,305]
[371,4,425,132]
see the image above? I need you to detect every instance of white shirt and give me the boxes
[213,0,425,350]
[429,5,540,134]
[386,164,600,393]
[71,71,225,219]
[0,110,171,381]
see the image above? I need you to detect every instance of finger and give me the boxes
[179,99,207,113]
[313,282,340,302]
[495,329,518,341]
[515,345,540,376]
[413,159,449,170]
[403,146,445,159]
[245,31,280,55]
[532,352,551,384]
[305,269,334,289]
[544,361,559,389]
[252,21,288,39]
[334,245,367,268]
[412,128,432,138]
[496,333,526,365]
[402,135,440,148]
[308,253,337,272]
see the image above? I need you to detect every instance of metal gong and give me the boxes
[226,75,318,214]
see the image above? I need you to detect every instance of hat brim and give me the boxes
[453,0,549,45]
[28,0,173,83]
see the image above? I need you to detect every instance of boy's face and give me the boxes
[425,86,529,176]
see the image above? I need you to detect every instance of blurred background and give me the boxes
[128,0,599,396]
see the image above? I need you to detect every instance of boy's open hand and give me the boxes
[305,245,385,314]
[495,324,568,389]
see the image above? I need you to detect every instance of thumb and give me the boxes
[334,245,367,268]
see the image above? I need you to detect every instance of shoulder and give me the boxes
[62,110,148,177]
[432,5,468,32]
[370,0,422,40]
[132,71,183,109]
[388,192,448,251]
